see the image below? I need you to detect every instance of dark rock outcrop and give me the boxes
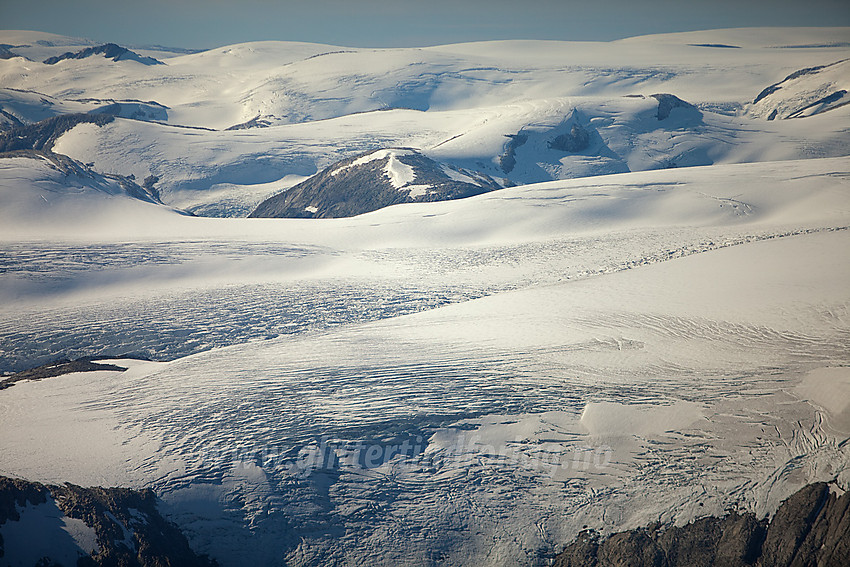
[750,59,850,119]
[0,109,24,129]
[553,482,849,567]
[143,175,161,200]
[0,113,113,153]
[0,475,216,566]
[0,148,166,208]
[499,133,527,173]
[687,43,741,49]
[43,44,162,66]
[250,148,502,219]
[225,115,273,130]
[758,483,850,567]
[0,476,49,524]
[549,123,591,153]
[753,65,829,105]
[0,113,170,209]
[0,45,20,60]
[89,101,169,122]
[651,94,697,121]
[0,357,127,390]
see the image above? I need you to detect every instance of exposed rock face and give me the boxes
[758,483,850,567]
[0,113,113,153]
[0,149,165,208]
[753,65,829,104]
[553,482,849,567]
[500,133,528,173]
[549,123,591,153]
[250,148,502,219]
[0,109,24,129]
[0,113,169,208]
[0,477,48,524]
[225,115,273,130]
[89,101,169,122]
[43,44,163,65]
[0,45,19,60]
[687,43,741,49]
[0,475,216,567]
[0,357,127,390]
[651,94,697,121]
[749,59,850,120]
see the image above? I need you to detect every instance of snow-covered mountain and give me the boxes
[0,113,184,227]
[250,148,503,218]
[1,26,849,567]
[42,43,163,66]
[0,150,177,229]
[749,58,850,119]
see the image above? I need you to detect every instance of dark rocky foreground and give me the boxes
[0,476,216,567]
[553,482,850,567]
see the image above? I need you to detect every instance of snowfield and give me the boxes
[1,27,849,567]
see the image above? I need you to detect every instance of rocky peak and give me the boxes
[250,148,502,219]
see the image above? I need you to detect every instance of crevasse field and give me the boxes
[1,27,849,566]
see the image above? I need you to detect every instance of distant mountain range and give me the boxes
[42,42,163,65]
[1,28,848,220]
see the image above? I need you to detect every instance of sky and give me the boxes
[2,0,850,50]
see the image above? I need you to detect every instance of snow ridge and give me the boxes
[331,148,417,188]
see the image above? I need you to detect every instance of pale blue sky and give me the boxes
[3,0,849,50]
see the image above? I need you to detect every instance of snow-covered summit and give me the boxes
[250,148,502,218]
[749,58,850,119]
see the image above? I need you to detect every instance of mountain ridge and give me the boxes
[250,148,503,218]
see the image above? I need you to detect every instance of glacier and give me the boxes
[0,26,849,567]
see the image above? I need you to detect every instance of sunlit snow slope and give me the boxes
[1,26,849,567]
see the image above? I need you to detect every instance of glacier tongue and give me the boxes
[2,157,849,565]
